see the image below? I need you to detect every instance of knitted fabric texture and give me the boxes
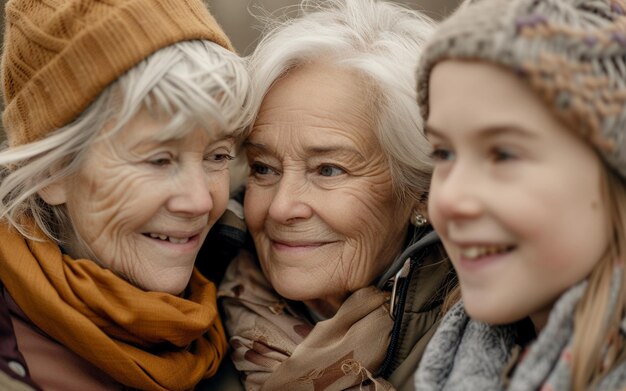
[1,0,233,147]
[414,268,626,390]
[416,0,626,179]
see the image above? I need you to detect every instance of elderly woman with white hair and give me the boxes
[218,1,456,390]
[0,0,250,390]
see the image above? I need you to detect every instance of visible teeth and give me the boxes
[464,247,480,259]
[147,233,191,244]
[461,245,511,259]
[168,236,189,244]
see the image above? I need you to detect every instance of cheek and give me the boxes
[334,190,409,281]
[67,178,130,236]
[210,172,231,220]
[510,174,609,271]
[537,198,609,272]
[426,176,447,229]
[427,193,445,235]
[243,185,272,234]
[330,179,397,229]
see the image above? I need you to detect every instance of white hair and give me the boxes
[248,0,436,203]
[0,40,251,243]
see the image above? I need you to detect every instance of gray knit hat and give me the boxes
[417,0,626,178]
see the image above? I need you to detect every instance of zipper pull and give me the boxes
[389,257,411,320]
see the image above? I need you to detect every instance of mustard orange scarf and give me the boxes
[0,222,227,391]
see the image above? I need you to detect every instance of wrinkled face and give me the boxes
[45,111,234,294]
[244,63,411,315]
[426,60,610,329]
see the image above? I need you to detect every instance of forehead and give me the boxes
[257,62,376,126]
[427,60,561,139]
[426,60,605,178]
[102,109,233,146]
[251,62,380,151]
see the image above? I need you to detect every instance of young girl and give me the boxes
[414,0,626,389]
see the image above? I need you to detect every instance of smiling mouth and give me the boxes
[142,232,197,244]
[460,244,515,260]
[272,240,336,248]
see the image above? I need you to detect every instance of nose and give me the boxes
[166,165,215,217]
[267,171,313,224]
[429,163,483,221]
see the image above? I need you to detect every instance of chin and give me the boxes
[272,280,319,302]
[464,301,524,326]
[135,269,195,295]
[273,284,308,301]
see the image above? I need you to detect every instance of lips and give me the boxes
[269,236,341,253]
[272,240,335,248]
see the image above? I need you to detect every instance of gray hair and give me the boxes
[247,0,436,203]
[0,40,251,243]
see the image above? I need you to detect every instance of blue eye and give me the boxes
[251,162,277,176]
[318,165,345,177]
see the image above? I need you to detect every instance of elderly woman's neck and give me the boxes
[303,295,347,320]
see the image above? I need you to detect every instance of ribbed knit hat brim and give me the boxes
[2,0,233,146]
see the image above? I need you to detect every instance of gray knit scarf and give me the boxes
[415,267,626,390]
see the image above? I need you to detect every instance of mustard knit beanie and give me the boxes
[417,0,626,178]
[1,0,233,147]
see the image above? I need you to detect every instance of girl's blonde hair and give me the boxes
[572,168,626,390]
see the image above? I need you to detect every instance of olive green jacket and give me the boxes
[378,232,455,391]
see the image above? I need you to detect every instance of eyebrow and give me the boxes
[243,140,366,160]
[129,134,235,153]
[243,140,269,153]
[424,124,538,140]
[160,132,236,144]
[423,124,443,138]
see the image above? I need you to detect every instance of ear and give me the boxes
[38,180,68,206]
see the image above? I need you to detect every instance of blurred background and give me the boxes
[209,0,462,55]
[0,0,463,141]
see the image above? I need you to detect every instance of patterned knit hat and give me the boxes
[1,0,233,147]
[417,0,626,178]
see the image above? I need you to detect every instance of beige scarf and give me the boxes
[219,250,395,391]
[0,221,227,391]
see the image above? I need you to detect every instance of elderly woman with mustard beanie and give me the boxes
[414,0,626,389]
[0,0,250,390]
